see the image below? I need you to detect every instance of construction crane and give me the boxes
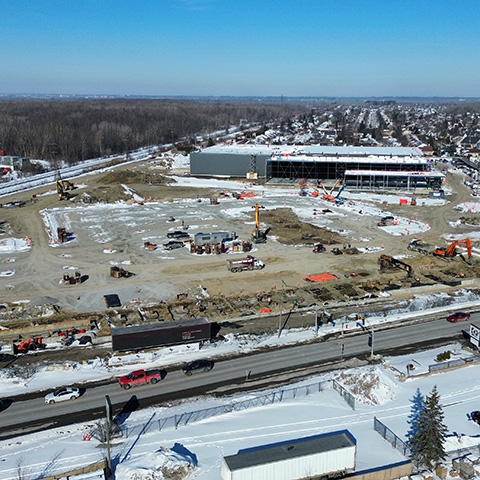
[318,179,342,202]
[335,183,346,205]
[378,254,413,277]
[299,179,319,197]
[434,238,472,261]
[251,204,270,244]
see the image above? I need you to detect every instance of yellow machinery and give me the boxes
[251,204,270,244]
[55,175,76,200]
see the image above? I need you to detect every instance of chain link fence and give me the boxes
[118,380,330,439]
[373,416,410,457]
[428,356,480,373]
[332,379,356,410]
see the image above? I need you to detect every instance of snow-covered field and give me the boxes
[1,341,480,480]
[1,157,480,479]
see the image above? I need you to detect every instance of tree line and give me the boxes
[0,99,307,166]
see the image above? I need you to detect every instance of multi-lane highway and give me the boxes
[0,314,475,439]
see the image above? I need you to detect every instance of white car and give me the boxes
[44,387,80,404]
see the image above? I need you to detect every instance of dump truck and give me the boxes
[227,255,265,273]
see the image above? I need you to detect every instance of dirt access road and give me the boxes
[0,159,479,330]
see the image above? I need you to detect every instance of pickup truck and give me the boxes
[118,369,163,389]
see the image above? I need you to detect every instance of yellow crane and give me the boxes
[251,204,270,244]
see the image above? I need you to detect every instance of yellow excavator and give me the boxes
[251,204,271,244]
[55,174,76,200]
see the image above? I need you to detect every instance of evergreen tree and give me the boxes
[408,385,448,469]
[406,388,425,445]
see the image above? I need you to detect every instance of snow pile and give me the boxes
[0,237,31,253]
[453,202,480,213]
[334,365,398,406]
[116,445,196,480]
[121,183,145,203]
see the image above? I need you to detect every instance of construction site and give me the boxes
[1,153,480,363]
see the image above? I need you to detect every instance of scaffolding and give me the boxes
[265,154,440,191]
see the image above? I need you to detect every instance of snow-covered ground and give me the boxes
[1,340,480,480]
[1,156,480,479]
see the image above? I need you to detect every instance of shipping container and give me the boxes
[221,430,356,480]
[111,317,211,352]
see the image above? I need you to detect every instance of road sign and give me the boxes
[470,324,480,348]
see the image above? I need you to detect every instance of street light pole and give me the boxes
[368,323,375,359]
[278,280,286,338]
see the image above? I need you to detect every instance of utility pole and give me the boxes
[340,322,345,360]
[368,324,375,359]
[278,280,287,338]
[105,395,113,476]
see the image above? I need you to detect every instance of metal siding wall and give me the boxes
[227,446,356,480]
[220,459,232,480]
[190,152,267,177]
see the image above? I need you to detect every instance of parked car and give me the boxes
[182,359,214,376]
[44,387,80,404]
[167,231,191,240]
[164,240,185,250]
[447,311,471,323]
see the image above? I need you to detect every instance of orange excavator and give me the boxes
[434,238,472,261]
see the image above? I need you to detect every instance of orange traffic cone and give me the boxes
[86,433,91,441]
[82,433,86,441]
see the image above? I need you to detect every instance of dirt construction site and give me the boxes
[1,155,480,360]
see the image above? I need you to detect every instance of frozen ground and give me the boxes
[0,341,480,480]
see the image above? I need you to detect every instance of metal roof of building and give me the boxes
[197,144,423,158]
[345,169,444,177]
[112,317,210,335]
[269,154,429,165]
[223,430,356,471]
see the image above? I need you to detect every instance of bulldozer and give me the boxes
[434,238,472,262]
[251,204,271,244]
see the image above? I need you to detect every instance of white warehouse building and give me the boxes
[220,430,357,480]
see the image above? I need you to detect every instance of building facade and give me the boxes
[190,145,443,192]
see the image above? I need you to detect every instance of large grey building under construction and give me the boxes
[189,145,444,191]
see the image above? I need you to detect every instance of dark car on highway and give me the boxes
[447,311,471,323]
[182,359,214,376]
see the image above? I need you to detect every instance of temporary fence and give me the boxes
[332,378,356,410]
[373,416,410,457]
[428,356,479,373]
[446,441,480,459]
[117,380,330,439]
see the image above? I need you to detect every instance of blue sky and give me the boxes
[1,0,479,97]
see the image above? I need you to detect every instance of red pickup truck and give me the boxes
[118,369,163,389]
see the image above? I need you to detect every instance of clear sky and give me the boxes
[1,0,479,98]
